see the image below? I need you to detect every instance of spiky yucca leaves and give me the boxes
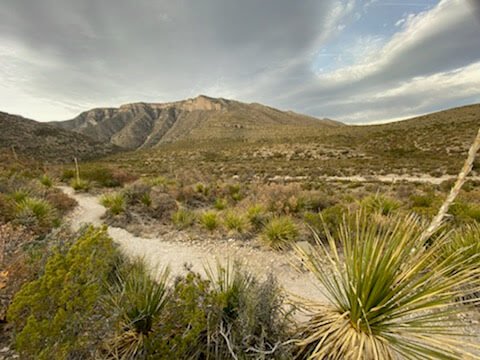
[105,262,170,359]
[295,212,480,360]
[100,192,126,215]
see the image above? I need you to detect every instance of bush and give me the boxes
[223,211,249,234]
[360,194,400,216]
[449,200,480,223]
[246,204,269,230]
[70,178,90,192]
[214,197,228,210]
[7,227,119,360]
[295,212,480,359]
[261,216,298,250]
[104,262,170,359]
[100,193,125,215]
[45,190,77,216]
[14,197,57,231]
[39,174,53,188]
[199,211,219,231]
[171,208,196,229]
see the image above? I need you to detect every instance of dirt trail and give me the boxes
[60,186,326,303]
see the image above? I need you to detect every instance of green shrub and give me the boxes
[104,262,170,359]
[100,193,125,215]
[449,200,480,223]
[7,227,119,360]
[9,188,31,203]
[39,174,53,188]
[14,197,57,231]
[199,211,219,231]
[223,211,249,234]
[246,204,269,230]
[70,178,90,192]
[295,212,480,359]
[171,208,196,229]
[261,216,298,250]
[214,197,228,210]
[360,194,400,216]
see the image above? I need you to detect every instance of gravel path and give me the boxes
[60,186,326,303]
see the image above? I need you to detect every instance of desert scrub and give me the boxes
[360,194,400,216]
[246,204,269,230]
[261,216,298,250]
[100,192,125,215]
[223,211,249,234]
[39,174,53,188]
[214,197,228,210]
[7,226,120,360]
[14,197,57,231]
[199,210,219,231]
[295,212,480,359]
[171,208,196,229]
[70,178,90,192]
[104,262,170,359]
[151,264,293,359]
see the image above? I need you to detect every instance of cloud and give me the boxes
[0,0,479,123]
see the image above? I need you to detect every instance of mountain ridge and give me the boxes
[51,95,343,150]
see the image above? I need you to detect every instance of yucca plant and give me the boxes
[14,197,57,229]
[199,210,219,231]
[261,216,298,250]
[70,178,90,192]
[171,208,196,229]
[360,194,400,216]
[294,211,480,359]
[100,193,125,215]
[246,204,269,230]
[39,174,53,188]
[105,262,170,359]
[223,211,249,234]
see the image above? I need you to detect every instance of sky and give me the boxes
[0,0,479,124]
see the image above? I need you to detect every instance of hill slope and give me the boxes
[0,112,119,162]
[52,95,342,150]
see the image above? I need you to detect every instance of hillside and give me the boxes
[93,103,480,180]
[52,95,342,150]
[0,111,119,162]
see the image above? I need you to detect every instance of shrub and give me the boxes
[70,178,90,192]
[360,194,400,216]
[199,211,219,231]
[45,190,77,216]
[7,227,119,360]
[214,197,228,210]
[14,197,57,231]
[246,204,269,230]
[294,212,480,359]
[100,193,125,215]
[223,211,249,234]
[449,200,480,223]
[261,216,298,250]
[171,208,196,229]
[39,174,53,188]
[104,262,170,359]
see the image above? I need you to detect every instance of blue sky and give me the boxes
[0,0,479,123]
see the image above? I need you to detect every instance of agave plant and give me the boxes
[294,211,480,360]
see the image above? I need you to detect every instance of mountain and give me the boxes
[0,111,119,162]
[52,95,343,150]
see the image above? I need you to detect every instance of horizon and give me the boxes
[1,0,480,124]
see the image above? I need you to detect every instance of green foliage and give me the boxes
[228,183,244,202]
[100,192,125,215]
[360,194,400,216]
[14,197,57,231]
[449,200,480,223]
[295,212,480,359]
[9,188,31,203]
[214,197,228,210]
[223,211,249,234]
[171,208,196,229]
[261,216,298,250]
[7,227,119,360]
[104,262,170,359]
[199,210,219,231]
[70,178,90,192]
[39,174,53,188]
[246,204,269,230]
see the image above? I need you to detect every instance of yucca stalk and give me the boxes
[295,212,480,360]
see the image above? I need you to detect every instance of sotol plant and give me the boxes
[294,212,480,359]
